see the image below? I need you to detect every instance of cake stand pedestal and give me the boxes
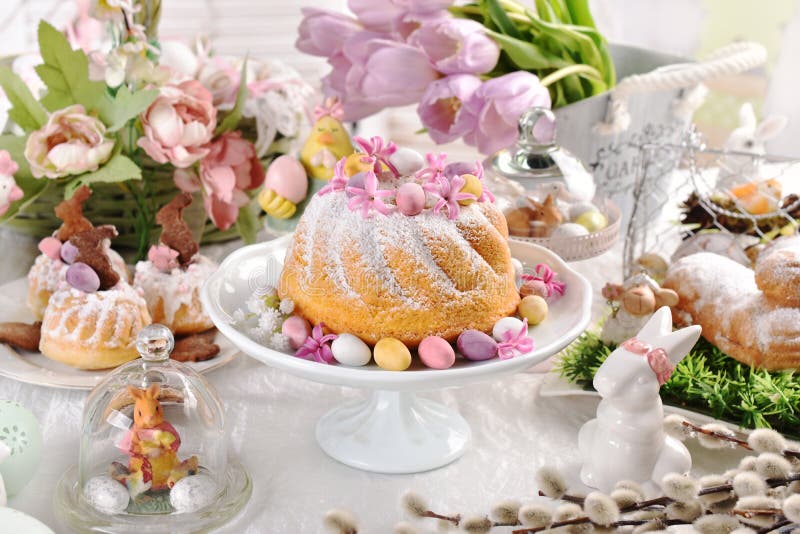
[202,236,592,474]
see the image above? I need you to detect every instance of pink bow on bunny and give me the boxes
[621,337,674,386]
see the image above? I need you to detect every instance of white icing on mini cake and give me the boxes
[28,254,69,293]
[133,255,217,323]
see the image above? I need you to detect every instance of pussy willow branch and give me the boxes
[757,518,792,534]
[681,421,800,459]
[511,517,687,534]
[418,510,461,526]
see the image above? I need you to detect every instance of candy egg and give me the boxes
[374,338,411,371]
[60,241,79,264]
[281,315,312,350]
[418,336,455,369]
[520,278,549,299]
[83,475,130,514]
[551,223,589,239]
[345,172,366,197]
[331,333,372,366]
[169,474,218,513]
[518,295,548,325]
[567,202,598,221]
[38,237,62,261]
[396,182,426,216]
[390,147,425,176]
[574,211,608,232]
[493,316,525,342]
[456,330,498,361]
[66,262,101,293]
[458,174,482,205]
[344,153,372,177]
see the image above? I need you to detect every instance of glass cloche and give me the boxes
[55,325,251,533]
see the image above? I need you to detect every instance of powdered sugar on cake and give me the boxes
[134,255,217,323]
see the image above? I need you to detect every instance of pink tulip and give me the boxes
[348,0,403,32]
[462,71,551,154]
[417,74,481,144]
[138,80,217,168]
[297,8,362,57]
[412,19,499,74]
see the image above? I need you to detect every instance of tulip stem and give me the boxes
[449,5,530,25]
[539,64,603,87]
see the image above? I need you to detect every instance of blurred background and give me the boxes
[0,0,795,155]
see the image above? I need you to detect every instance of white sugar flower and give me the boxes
[258,308,283,334]
[248,327,266,344]
[279,298,295,315]
[269,333,291,352]
[247,295,267,314]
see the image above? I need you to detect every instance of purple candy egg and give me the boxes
[60,241,79,265]
[456,329,498,361]
[396,182,426,216]
[345,173,367,197]
[66,262,101,293]
[443,162,475,180]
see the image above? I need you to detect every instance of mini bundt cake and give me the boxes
[278,154,520,346]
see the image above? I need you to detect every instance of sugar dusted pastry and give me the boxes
[133,193,217,334]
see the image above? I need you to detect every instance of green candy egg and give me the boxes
[0,400,42,496]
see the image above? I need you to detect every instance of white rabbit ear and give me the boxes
[739,103,757,130]
[636,306,672,343]
[660,324,702,366]
[755,115,788,142]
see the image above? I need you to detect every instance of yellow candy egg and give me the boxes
[518,295,548,326]
[344,153,373,177]
[374,337,412,371]
[574,211,608,233]
[458,174,483,205]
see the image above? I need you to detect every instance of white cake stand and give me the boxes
[201,235,592,474]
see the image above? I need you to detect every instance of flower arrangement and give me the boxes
[298,0,614,154]
[0,0,313,256]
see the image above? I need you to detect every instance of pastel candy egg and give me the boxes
[0,401,42,496]
[567,202,598,221]
[169,474,218,513]
[331,333,372,366]
[458,174,482,205]
[264,155,308,203]
[396,182,426,216]
[390,147,425,176]
[345,173,367,197]
[551,223,589,239]
[574,211,608,232]
[83,475,130,514]
[66,262,100,293]
[519,295,548,325]
[493,316,525,342]
[456,329,498,361]
[344,153,372,177]
[60,241,79,264]
[418,336,455,369]
[520,278,549,299]
[282,315,311,350]
[38,237,62,261]
[374,337,411,371]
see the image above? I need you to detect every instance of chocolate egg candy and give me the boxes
[396,182,426,216]
[66,262,101,293]
[551,223,589,239]
[331,333,372,366]
[574,211,608,232]
[374,337,411,371]
[83,475,130,514]
[518,295,548,325]
[282,315,311,350]
[493,316,525,342]
[456,330,498,361]
[520,278,549,299]
[458,174,482,205]
[60,241,79,264]
[418,336,455,369]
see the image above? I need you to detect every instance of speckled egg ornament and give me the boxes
[0,400,42,496]
[83,475,130,514]
[169,473,218,513]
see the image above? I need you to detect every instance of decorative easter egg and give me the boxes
[66,262,101,293]
[374,338,412,371]
[520,278,549,299]
[344,153,372,177]
[574,211,608,232]
[390,147,425,176]
[0,507,54,534]
[263,155,308,204]
[458,174,482,205]
[492,317,525,342]
[511,258,523,288]
[456,330,498,361]
[60,241,79,264]
[551,223,589,239]
[567,202,598,221]
[169,474,218,513]
[418,336,455,369]
[282,315,312,350]
[519,295,548,325]
[0,400,42,496]
[83,475,130,515]
[396,182,426,216]
[331,333,372,366]
[345,173,367,197]
[38,237,62,261]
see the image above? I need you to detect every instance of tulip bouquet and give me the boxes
[298,0,614,154]
[0,0,313,257]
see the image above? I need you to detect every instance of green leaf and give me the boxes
[34,21,114,123]
[565,0,597,29]
[0,135,48,222]
[215,57,249,135]
[488,31,570,70]
[482,0,522,39]
[63,153,141,198]
[0,67,48,132]
[235,200,259,244]
[106,86,159,132]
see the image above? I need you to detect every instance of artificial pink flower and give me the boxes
[353,136,398,176]
[418,74,482,144]
[412,19,499,75]
[423,174,476,219]
[297,8,362,57]
[415,152,448,183]
[462,71,551,154]
[318,157,348,196]
[0,150,21,216]
[138,80,217,168]
[148,244,180,272]
[295,323,338,364]
[24,105,114,179]
[346,170,394,217]
[497,318,534,360]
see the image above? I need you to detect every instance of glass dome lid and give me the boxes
[55,325,251,534]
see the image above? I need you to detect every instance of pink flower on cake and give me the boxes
[296,8,362,57]
[24,105,114,179]
[415,152,448,183]
[521,263,566,300]
[424,174,476,220]
[295,323,338,364]
[318,157,348,196]
[496,318,534,360]
[412,19,499,75]
[0,150,22,216]
[148,245,180,272]
[418,75,482,145]
[138,80,217,168]
[346,170,394,217]
[353,136,398,176]
[444,160,494,202]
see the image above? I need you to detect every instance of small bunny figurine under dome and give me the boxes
[579,307,702,493]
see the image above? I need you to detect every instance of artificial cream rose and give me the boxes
[137,80,217,168]
[24,104,114,179]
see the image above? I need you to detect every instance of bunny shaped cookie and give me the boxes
[579,307,701,493]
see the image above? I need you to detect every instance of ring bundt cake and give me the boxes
[278,148,521,347]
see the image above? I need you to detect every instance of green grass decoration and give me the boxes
[557,331,800,437]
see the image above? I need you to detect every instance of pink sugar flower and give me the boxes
[521,263,566,300]
[353,136,399,177]
[415,152,448,184]
[346,170,394,217]
[423,174,476,220]
[318,157,348,196]
[497,318,534,360]
[295,323,338,364]
[148,244,180,272]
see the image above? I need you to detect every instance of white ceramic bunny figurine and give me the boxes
[579,307,702,493]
